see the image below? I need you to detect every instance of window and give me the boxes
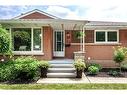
[12,28,31,51]
[11,28,42,53]
[96,31,105,42]
[107,31,117,42]
[95,30,118,43]
[33,28,42,51]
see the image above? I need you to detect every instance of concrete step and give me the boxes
[49,59,74,64]
[50,64,74,68]
[47,73,76,78]
[48,68,76,73]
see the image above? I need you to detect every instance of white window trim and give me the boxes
[94,30,119,44]
[9,27,44,55]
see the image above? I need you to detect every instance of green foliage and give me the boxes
[13,31,31,43]
[74,31,85,39]
[121,62,127,69]
[0,60,15,81]
[108,70,120,77]
[0,26,11,54]
[87,63,102,71]
[37,61,50,69]
[74,59,86,71]
[88,66,99,75]
[0,56,40,82]
[113,46,127,63]
[14,56,39,81]
[113,46,127,73]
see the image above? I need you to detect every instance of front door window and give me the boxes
[54,30,64,57]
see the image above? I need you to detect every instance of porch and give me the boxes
[0,19,88,60]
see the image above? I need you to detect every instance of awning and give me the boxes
[0,19,89,30]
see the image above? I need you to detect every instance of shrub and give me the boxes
[121,63,127,70]
[38,61,50,69]
[113,46,127,73]
[88,66,99,75]
[108,70,120,77]
[0,56,40,82]
[0,60,15,81]
[87,63,102,71]
[0,26,11,54]
[74,59,86,71]
[13,56,40,81]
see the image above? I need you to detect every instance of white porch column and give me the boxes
[82,26,85,52]
[79,26,82,51]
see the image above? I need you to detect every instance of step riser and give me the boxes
[48,70,76,73]
[51,66,74,68]
[50,64,74,68]
[47,75,76,78]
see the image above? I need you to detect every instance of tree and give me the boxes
[0,25,12,60]
[113,46,127,73]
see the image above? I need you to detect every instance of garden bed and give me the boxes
[85,68,127,77]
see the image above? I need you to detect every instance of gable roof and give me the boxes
[13,9,60,19]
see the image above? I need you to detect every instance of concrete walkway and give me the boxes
[37,73,127,84]
[37,73,89,84]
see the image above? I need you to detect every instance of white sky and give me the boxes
[0,0,127,22]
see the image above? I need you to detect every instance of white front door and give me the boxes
[53,30,65,57]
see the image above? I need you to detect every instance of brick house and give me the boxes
[1,9,127,68]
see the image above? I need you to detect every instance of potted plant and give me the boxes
[38,61,50,78]
[74,59,86,78]
[75,31,85,39]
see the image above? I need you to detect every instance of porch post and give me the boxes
[80,26,83,51]
[82,26,85,52]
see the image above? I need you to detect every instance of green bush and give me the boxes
[0,56,40,82]
[13,56,40,81]
[87,63,102,71]
[74,59,86,71]
[113,46,127,73]
[0,60,15,81]
[88,66,99,75]
[121,63,127,70]
[38,61,50,69]
[108,70,120,77]
[0,26,11,54]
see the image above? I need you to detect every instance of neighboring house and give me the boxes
[0,9,127,68]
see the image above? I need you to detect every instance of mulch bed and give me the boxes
[84,68,127,78]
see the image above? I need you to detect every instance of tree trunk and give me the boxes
[119,63,122,74]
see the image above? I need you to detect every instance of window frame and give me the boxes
[95,30,119,43]
[9,27,43,55]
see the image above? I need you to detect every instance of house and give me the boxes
[0,9,127,68]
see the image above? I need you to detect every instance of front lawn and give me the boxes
[1,83,127,89]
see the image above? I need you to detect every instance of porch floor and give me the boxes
[48,59,74,64]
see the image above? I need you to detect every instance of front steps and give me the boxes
[47,63,76,78]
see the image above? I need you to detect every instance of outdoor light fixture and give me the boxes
[88,57,91,60]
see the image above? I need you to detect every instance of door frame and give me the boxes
[53,30,65,57]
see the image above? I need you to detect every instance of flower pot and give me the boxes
[41,68,48,78]
[76,69,83,78]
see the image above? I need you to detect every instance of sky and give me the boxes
[1,0,127,22]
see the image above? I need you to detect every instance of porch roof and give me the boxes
[0,19,88,30]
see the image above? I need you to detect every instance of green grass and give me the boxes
[0,83,127,89]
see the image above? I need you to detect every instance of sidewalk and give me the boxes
[37,73,89,84]
[37,73,127,84]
